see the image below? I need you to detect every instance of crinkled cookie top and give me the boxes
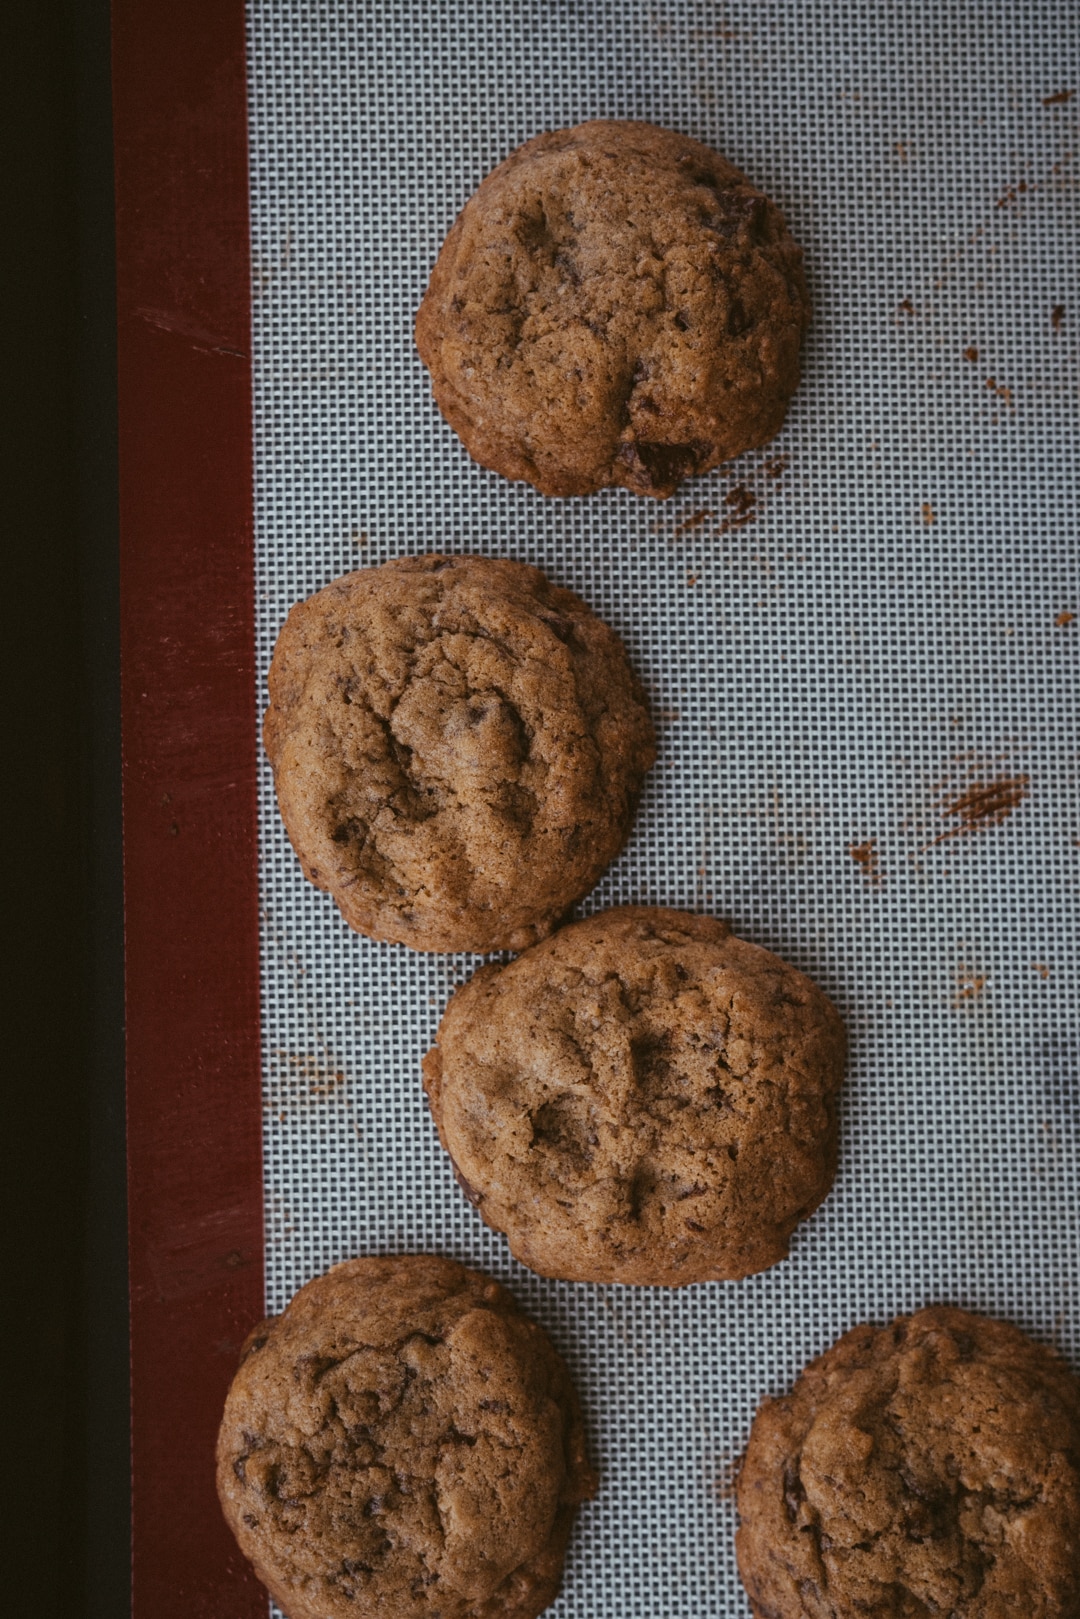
[264,555,655,953]
[217,1255,596,1619]
[416,120,809,498]
[737,1306,1080,1619]
[424,907,845,1285]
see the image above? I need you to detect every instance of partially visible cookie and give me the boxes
[416,120,809,498]
[423,907,845,1285]
[736,1306,1080,1619]
[263,555,655,953]
[216,1255,597,1619]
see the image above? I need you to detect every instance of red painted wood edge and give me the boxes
[112,1,265,1613]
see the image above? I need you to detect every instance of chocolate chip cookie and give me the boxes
[415,120,809,499]
[263,555,655,953]
[217,1255,597,1619]
[736,1306,1080,1618]
[423,907,845,1285]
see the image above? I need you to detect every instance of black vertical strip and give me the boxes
[3,1,127,1614]
[72,0,128,1613]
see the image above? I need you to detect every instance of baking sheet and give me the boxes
[247,4,1080,1612]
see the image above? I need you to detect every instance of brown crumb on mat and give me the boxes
[1042,89,1076,105]
[1051,304,1066,331]
[848,839,881,884]
[953,967,988,1005]
[985,377,1014,406]
[674,508,712,536]
[964,344,980,362]
[762,454,789,479]
[1055,609,1076,627]
[932,775,1030,844]
[1032,963,1051,980]
[717,484,758,532]
[921,502,936,526]
[898,295,916,317]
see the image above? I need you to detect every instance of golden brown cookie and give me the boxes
[263,555,655,953]
[216,1255,597,1619]
[423,907,845,1285]
[416,120,809,499]
[736,1306,1080,1618]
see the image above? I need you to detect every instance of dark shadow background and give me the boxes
[4,2,128,1612]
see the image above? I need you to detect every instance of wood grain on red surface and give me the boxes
[113,0,265,1612]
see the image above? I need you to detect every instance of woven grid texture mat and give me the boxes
[247,4,1080,1612]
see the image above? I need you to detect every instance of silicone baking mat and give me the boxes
[246,4,1079,1612]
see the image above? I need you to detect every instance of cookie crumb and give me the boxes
[921,502,936,526]
[964,344,980,362]
[848,839,880,884]
[674,508,712,536]
[718,484,758,532]
[1042,88,1076,105]
[1032,962,1051,980]
[932,774,1030,843]
[1051,303,1066,331]
[954,966,988,1004]
[1055,609,1075,627]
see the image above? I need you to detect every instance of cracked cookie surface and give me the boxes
[216,1255,597,1619]
[423,908,845,1285]
[415,120,809,499]
[736,1306,1080,1619]
[263,555,655,952]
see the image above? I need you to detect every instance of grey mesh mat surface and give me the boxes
[246,4,1080,1612]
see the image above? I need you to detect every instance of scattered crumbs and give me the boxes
[278,1049,348,1097]
[674,508,712,537]
[762,453,789,479]
[898,295,917,317]
[953,967,988,1006]
[921,502,936,526]
[932,774,1030,844]
[1051,303,1066,331]
[687,573,699,586]
[1042,88,1076,105]
[985,377,1014,407]
[1032,963,1051,980]
[996,179,1028,208]
[894,140,910,162]
[1055,609,1076,627]
[964,344,980,362]
[717,484,758,533]
[848,838,881,884]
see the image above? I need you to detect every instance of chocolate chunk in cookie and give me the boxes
[416,121,809,498]
[263,555,655,953]
[423,907,845,1285]
[736,1306,1080,1618]
[217,1255,597,1619]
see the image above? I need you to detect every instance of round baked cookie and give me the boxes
[217,1255,597,1619]
[263,555,655,953]
[415,120,809,499]
[736,1306,1080,1619]
[422,907,845,1285]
